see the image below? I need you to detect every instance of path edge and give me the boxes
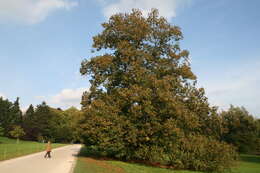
[69,144,82,173]
[0,144,72,164]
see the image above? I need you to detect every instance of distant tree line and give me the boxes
[0,97,83,143]
[219,105,260,154]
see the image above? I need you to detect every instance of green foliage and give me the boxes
[11,98,23,125]
[220,105,259,153]
[22,102,83,143]
[254,119,260,154]
[1,97,83,143]
[79,9,237,172]
[9,125,25,143]
[22,102,52,140]
[23,103,72,142]
[0,95,82,144]
[0,97,22,135]
[22,104,36,140]
[64,107,84,143]
[167,135,238,172]
[0,126,4,136]
[37,134,45,143]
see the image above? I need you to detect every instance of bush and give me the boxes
[167,135,238,172]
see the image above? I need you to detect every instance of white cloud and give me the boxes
[0,93,5,99]
[99,0,191,20]
[0,0,77,24]
[47,87,87,109]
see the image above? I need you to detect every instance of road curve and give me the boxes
[0,144,82,173]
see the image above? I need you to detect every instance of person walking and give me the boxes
[44,141,52,159]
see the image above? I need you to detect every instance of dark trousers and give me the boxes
[44,151,51,158]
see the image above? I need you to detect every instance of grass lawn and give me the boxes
[73,147,200,173]
[73,147,260,173]
[74,157,200,173]
[232,154,260,173]
[0,137,67,161]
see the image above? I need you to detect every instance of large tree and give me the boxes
[80,9,237,172]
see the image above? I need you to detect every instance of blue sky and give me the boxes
[0,0,259,117]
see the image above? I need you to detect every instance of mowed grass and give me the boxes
[74,157,200,173]
[109,161,201,173]
[74,147,260,173]
[233,154,260,173]
[73,147,200,173]
[0,137,66,161]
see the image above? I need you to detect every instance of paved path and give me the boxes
[0,144,82,173]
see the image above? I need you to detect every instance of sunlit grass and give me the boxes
[108,161,201,173]
[73,147,200,173]
[232,154,260,173]
[0,137,67,161]
[73,147,260,173]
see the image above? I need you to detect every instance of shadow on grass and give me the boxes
[77,146,122,162]
[77,146,100,157]
[76,146,180,171]
[240,154,260,164]
[75,147,126,173]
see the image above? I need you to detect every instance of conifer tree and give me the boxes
[11,97,23,125]
[23,104,35,140]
